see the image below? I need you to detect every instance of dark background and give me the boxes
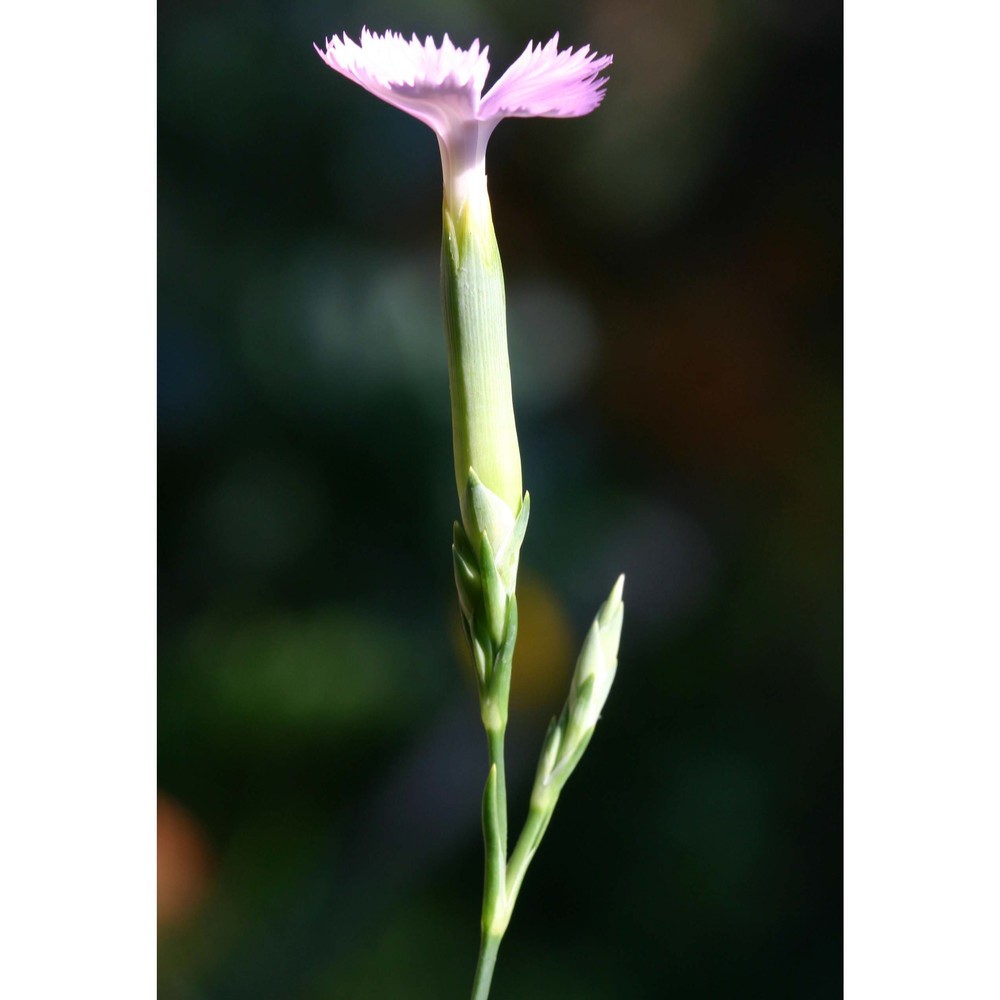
[158,0,842,996]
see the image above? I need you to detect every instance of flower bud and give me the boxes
[564,575,624,748]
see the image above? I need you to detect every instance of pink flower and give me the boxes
[315,30,612,216]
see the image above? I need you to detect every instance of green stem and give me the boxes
[505,800,554,911]
[487,726,507,855]
[470,933,501,1000]
[471,724,508,1000]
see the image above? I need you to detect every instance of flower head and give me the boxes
[315,29,612,215]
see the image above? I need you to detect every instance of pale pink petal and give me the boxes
[315,29,491,138]
[478,33,612,121]
[315,29,613,215]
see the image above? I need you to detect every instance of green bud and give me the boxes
[564,575,625,749]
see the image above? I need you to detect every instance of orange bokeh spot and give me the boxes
[157,792,212,928]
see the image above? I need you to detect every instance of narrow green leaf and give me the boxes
[489,593,518,712]
[452,541,480,623]
[479,531,507,650]
[481,764,506,929]
[496,490,530,591]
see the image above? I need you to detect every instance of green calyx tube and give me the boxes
[441,183,523,551]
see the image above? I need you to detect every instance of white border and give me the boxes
[0,3,157,997]
[845,0,1000,995]
[2,1,998,996]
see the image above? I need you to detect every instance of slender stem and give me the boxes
[470,933,501,1000]
[470,723,508,1000]
[505,801,554,910]
[487,726,507,854]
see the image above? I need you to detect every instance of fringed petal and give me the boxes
[315,29,491,138]
[478,34,612,121]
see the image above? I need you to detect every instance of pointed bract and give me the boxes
[479,532,508,650]
[465,469,517,564]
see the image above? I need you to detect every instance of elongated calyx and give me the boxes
[316,29,612,548]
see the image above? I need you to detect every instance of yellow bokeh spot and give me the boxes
[452,570,575,716]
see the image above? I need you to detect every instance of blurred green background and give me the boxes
[158,0,842,996]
